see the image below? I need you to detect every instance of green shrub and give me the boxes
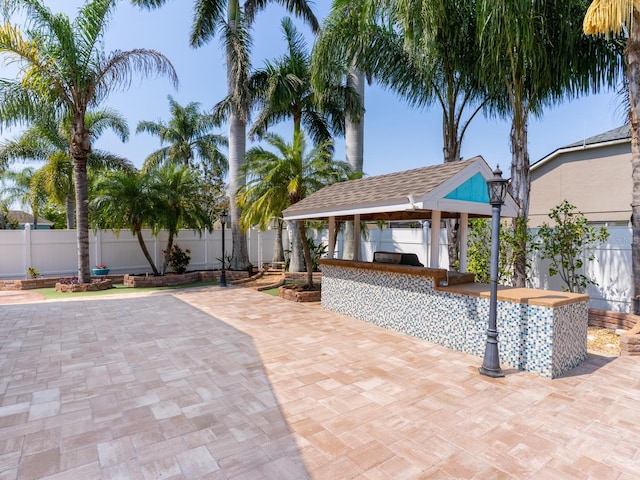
[163,244,191,274]
[533,200,609,293]
[466,217,532,285]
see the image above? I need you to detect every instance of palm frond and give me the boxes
[222,13,253,119]
[191,0,227,47]
[244,0,319,32]
[93,48,178,105]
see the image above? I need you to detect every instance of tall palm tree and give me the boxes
[249,17,357,148]
[312,1,373,260]
[133,0,318,271]
[246,15,360,269]
[583,1,640,303]
[239,131,352,287]
[0,0,178,283]
[476,0,622,286]
[0,110,132,228]
[314,0,488,265]
[136,95,228,174]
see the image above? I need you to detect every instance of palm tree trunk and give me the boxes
[71,117,92,284]
[136,227,159,275]
[628,18,640,304]
[288,220,304,272]
[298,220,314,288]
[509,97,530,288]
[73,156,91,283]
[273,219,285,263]
[65,195,75,229]
[444,110,462,270]
[228,110,250,270]
[343,67,365,260]
[343,222,355,260]
[345,67,365,173]
[162,230,175,274]
[227,4,250,271]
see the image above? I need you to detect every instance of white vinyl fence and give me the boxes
[1,223,632,312]
[0,225,277,279]
[528,226,632,312]
[313,224,633,312]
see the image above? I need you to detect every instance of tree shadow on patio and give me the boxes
[0,294,309,478]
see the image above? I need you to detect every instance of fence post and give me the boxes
[24,223,32,278]
[94,229,102,268]
[204,229,209,269]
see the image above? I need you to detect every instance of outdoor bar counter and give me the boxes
[319,258,589,378]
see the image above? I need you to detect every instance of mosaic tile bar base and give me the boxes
[321,264,588,378]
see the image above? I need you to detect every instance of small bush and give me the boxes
[533,200,609,293]
[163,244,191,274]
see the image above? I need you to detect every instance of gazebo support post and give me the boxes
[430,210,441,268]
[459,213,469,272]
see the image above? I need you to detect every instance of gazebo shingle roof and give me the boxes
[283,157,479,220]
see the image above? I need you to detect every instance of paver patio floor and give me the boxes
[1,286,639,479]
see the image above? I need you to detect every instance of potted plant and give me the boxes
[92,264,110,276]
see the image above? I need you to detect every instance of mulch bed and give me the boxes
[587,327,620,356]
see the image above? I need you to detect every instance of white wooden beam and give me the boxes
[328,216,336,259]
[354,214,361,261]
[459,213,469,272]
[430,210,441,268]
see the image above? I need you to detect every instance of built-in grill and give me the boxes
[372,251,424,267]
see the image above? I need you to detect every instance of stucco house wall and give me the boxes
[529,127,631,227]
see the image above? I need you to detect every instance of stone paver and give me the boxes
[1,286,639,478]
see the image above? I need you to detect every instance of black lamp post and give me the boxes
[479,166,509,378]
[219,209,228,287]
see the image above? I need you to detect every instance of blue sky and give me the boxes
[3,1,626,179]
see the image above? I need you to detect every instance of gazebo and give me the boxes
[282,156,590,379]
[282,156,519,270]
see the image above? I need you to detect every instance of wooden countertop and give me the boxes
[319,258,589,308]
[438,283,588,307]
[319,259,448,283]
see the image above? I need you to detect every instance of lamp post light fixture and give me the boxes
[479,166,509,378]
[219,209,229,287]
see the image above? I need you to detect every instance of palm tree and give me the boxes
[0,110,132,228]
[151,164,215,274]
[92,169,162,275]
[314,0,488,265]
[583,1,640,302]
[136,95,228,174]
[249,17,357,148]
[133,0,318,272]
[239,131,352,287]
[312,1,371,261]
[0,167,46,228]
[245,16,360,269]
[0,0,178,284]
[92,165,217,275]
[476,0,622,286]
